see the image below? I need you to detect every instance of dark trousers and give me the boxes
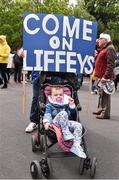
[14,63,22,82]
[0,63,7,86]
[27,71,32,80]
[0,76,3,85]
[98,88,110,117]
[114,74,119,89]
[30,77,40,124]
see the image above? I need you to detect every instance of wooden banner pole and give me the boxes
[22,70,26,114]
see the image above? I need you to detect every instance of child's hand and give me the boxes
[44,122,52,130]
[68,97,75,105]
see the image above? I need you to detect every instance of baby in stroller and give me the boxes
[43,85,86,159]
[30,72,97,179]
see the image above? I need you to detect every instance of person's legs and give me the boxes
[96,91,110,119]
[93,88,103,115]
[25,97,39,133]
[29,97,39,124]
[103,92,110,116]
[115,75,119,90]
[68,121,82,142]
[27,71,32,80]
[0,75,3,85]
[18,65,22,83]
[68,121,86,158]
[0,63,8,88]
[114,77,118,90]
[91,80,98,94]
[52,110,74,141]
[6,68,10,82]
[14,64,18,82]
[91,80,95,92]
[25,77,40,133]
[52,110,69,128]
[98,88,103,109]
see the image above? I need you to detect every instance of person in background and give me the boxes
[26,71,32,81]
[13,48,23,83]
[6,53,15,82]
[91,70,98,94]
[91,39,99,94]
[0,35,11,89]
[93,33,117,119]
[25,71,40,133]
[114,53,119,90]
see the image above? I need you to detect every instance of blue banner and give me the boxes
[23,13,97,74]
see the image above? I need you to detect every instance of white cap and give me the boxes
[99,33,111,42]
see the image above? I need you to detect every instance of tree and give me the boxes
[84,0,119,50]
[0,0,118,50]
[0,0,73,49]
[71,0,95,20]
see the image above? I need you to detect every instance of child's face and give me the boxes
[51,87,64,103]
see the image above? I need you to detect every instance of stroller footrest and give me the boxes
[47,151,76,158]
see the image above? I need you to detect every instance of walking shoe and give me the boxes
[96,114,110,119]
[70,142,86,159]
[93,109,103,115]
[25,122,37,133]
[1,84,7,89]
[63,131,74,141]
[91,91,95,95]
[94,89,98,94]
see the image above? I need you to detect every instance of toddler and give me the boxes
[43,86,86,159]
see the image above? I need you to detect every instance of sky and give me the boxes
[69,0,77,6]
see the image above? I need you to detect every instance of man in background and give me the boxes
[93,33,117,119]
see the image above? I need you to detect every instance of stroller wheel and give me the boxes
[30,160,42,179]
[31,135,38,152]
[90,157,97,179]
[40,159,53,179]
[79,158,85,175]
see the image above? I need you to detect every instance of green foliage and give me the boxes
[0,0,118,50]
[42,0,71,15]
[84,0,119,50]
[0,0,73,50]
[72,0,95,20]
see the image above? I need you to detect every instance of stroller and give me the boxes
[30,71,97,179]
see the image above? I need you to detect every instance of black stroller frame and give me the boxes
[30,72,97,179]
